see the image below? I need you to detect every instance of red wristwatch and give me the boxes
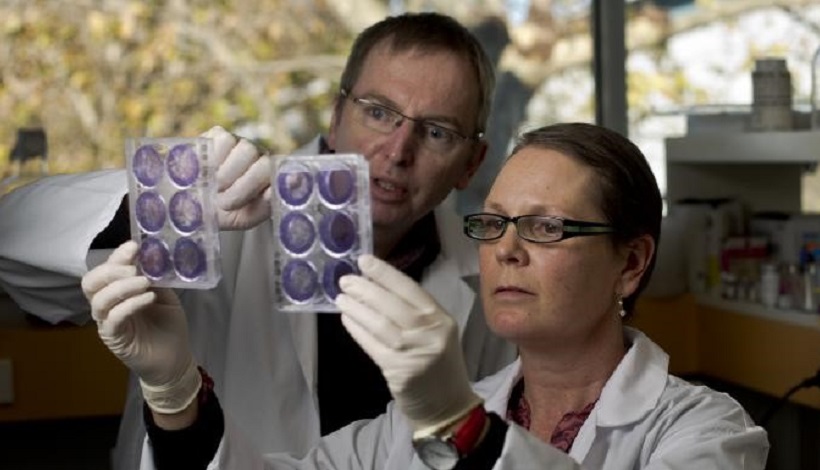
[413,406,487,470]
[451,405,487,455]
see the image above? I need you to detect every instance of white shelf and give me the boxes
[696,295,820,331]
[666,130,820,164]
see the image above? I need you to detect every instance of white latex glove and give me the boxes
[205,126,273,230]
[81,241,200,414]
[335,254,483,438]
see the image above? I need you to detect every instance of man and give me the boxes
[0,12,517,469]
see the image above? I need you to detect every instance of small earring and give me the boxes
[617,297,626,318]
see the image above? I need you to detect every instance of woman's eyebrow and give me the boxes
[482,201,505,212]
[483,201,552,214]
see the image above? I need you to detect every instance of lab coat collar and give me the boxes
[475,327,669,428]
[476,358,522,417]
[594,327,669,426]
[433,192,480,278]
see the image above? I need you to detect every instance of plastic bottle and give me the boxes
[803,263,818,312]
[760,263,779,308]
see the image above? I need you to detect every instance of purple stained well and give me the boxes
[322,259,356,300]
[319,211,357,255]
[169,190,203,234]
[167,144,200,188]
[279,211,316,255]
[281,259,318,303]
[138,237,172,280]
[317,166,355,206]
[173,237,207,281]
[134,191,167,233]
[277,163,314,207]
[132,145,164,187]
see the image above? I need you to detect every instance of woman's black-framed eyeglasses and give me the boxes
[463,213,615,243]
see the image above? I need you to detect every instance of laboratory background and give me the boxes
[1,0,820,469]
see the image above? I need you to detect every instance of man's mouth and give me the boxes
[375,178,399,192]
[371,177,408,201]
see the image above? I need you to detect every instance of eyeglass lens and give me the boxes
[351,98,463,153]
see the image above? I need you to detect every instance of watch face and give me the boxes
[414,437,459,470]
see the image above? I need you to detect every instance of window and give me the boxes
[0,1,596,214]
[625,0,820,208]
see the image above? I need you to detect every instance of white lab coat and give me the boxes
[0,137,517,470]
[138,328,768,470]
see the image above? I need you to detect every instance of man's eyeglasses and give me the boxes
[463,213,615,243]
[339,89,481,154]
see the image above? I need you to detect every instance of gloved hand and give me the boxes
[81,241,201,414]
[335,254,483,438]
[205,126,273,230]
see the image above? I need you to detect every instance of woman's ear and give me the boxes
[619,234,656,298]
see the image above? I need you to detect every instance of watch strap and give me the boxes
[451,405,487,456]
[454,412,508,470]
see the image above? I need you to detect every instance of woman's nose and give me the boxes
[494,224,528,265]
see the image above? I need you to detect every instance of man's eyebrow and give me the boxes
[363,92,465,130]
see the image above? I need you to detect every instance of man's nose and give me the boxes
[381,118,418,166]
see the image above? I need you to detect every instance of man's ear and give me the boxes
[327,99,343,150]
[454,141,488,190]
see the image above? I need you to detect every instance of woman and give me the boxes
[333,122,768,469]
[84,123,768,469]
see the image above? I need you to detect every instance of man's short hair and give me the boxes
[339,12,495,135]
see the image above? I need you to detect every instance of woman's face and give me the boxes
[479,147,633,350]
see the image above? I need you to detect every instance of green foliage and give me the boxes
[0,0,354,175]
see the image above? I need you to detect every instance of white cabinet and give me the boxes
[665,130,820,213]
[662,129,820,318]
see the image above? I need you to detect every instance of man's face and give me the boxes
[327,43,486,241]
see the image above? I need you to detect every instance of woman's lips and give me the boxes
[494,286,535,298]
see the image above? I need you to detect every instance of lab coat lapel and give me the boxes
[424,194,480,336]
[287,311,319,402]
[568,328,669,463]
[284,135,327,403]
[422,257,475,336]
